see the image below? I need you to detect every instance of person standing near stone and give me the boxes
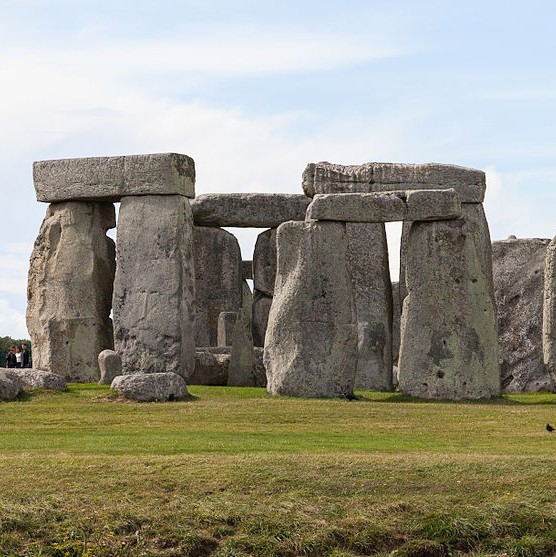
[14,346,23,368]
[6,346,16,368]
[21,343,30,368]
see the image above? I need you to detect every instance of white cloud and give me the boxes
[0,299,27,339]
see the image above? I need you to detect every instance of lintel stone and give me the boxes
[306,189,461,223]
[33,153,195,202]
[191,193,310,228]
[302,162,485,203]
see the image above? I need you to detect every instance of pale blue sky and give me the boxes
[1,0,556,337]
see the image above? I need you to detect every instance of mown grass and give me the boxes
[1,386,556,556]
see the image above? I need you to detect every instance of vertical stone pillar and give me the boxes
[398,205,500,399]
[264,221,358,397]
[543,236,556,382]
[193,227,243,347]
[113,195,196,377]
[26,202,116,381]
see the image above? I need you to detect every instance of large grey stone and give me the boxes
[113,195,196,377]
[398,209,500,399]
[391,282,401,366]
[111,372,188,402]
[493,237,553,393]
[347,223,393,391]
[189,347,230,385]
[264,221,358,398]
[0,370,23,400]
[98,349,123,385]
[26,202,116,382]
[543,236,556,383]
[191,193,310,228]
[253,347,267,387]
[253,228,277,297]
[217,312,238,347]
[303,162,486,203]
[33,153,195,202]
[193,227,243,347]
[306,189,462,223]
[10,369,67,391]
[228,281,255,386]
[252,292,273,347]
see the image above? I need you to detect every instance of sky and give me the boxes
[1,0,556,338]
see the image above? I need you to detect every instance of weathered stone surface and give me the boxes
[252,292,272,347]
[113,195,196,377]
[253,228,277,297]
[242,260,253,280]
[391,282,401,366]
[191,193,310,228]
[193,227,243,347]
[34,153,195,202]
[492,237,553,392]
[98,349,123,385]
[111,372,188,402]
[303,162,486,203]
[0,370,23,400]
[26,202,116,382]
[543,236,556,384]
[347,223,393,391]
[253,347,267,387]
[398,208,500,399]
[10,369,67,391]
[217,312,238,347]
[264,221,358,398]
[228,281,255,386]
[306,189,461,223]
[189,348,230,385]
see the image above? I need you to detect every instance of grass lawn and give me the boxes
[1,386,556,556]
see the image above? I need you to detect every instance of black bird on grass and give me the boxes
[547,423,554,432]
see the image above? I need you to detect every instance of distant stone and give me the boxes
[228,281,255,386]
[217,312,238,347]
[253,347,267,387]
[252,292,273,347]
[191,193,310,228]
[111,372,189,402]
[302,161,486,203]
[33,153,195,202]
[189,348,230,386]
[493,237,553,392]
[242,260,253,280]
[26,201,116,382]
[113,195,196,377]
[10,369,67,391]
[0,370,23,400]
[193,227,243,347]
[98,350,123,385]
[391,282,401,366]
[543,236,556,384]
[253,229,277,297]
[306,189,461,223]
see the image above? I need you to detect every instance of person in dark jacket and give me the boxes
[21,343,30,368]
[6,346,16,368]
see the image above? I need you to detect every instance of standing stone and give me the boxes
[228,281,256,386]
[217,312,238,347]
[253,228,277,297]
[347,223,393,391]
[193,227,243,347]
[493,237,553,392]
[113,195,195,377]
[252,292,273,347]
[264,221,358,398]
[398,210,500,399]
[391,281,401,370]
[98,349,123,385]
[26,202,116,382]
[543,236,556,383]
[190,347,230,385]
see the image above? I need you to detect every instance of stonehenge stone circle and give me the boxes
[113,195,196,377]
[33,153,195,202]
[193,226,243,347]
[26,201,116,381]
[493,237,553,392]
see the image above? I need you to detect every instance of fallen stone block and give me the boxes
[306,189,462,223]
[303,162,485,203]
[0,370,23,400]
[191,193,310,228]
[10,369,67,391]
[111,372,189,402]
[33,153,195,203]
[98,350,123,385]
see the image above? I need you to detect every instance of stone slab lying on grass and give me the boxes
[111,372,188,402]
[302,161,486,202]
[306,189,461,223]
[98,350,123,385]
[191,193,310,228]
[0,370,23,400]
[10,369,67,391]
[33,153,195,202]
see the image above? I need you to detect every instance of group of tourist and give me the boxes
[5,344,30,368]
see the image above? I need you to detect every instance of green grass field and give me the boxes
[1,385,556,556]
